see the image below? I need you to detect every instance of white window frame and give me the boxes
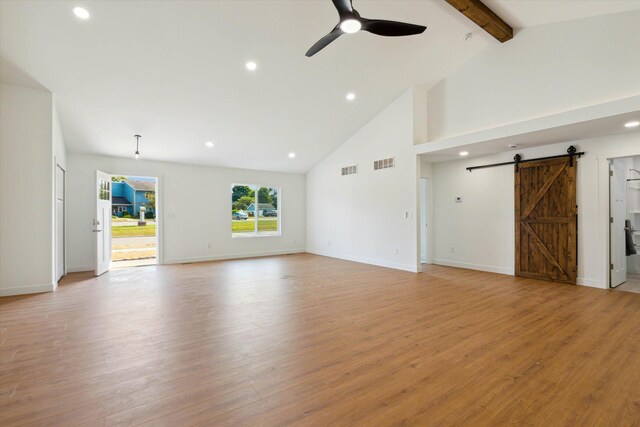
[231,183,281,238]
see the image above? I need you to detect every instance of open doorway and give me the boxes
[110,175,158,269]
[609,156,640,293]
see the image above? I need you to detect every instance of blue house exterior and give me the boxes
[112,179,156,217]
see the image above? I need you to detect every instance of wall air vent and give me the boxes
[341,165,358,176]
[374,157,395,170]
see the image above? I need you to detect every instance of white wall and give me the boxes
[428,132,640,288]
[66,153,306,272]
[306,89,419,272]
[426,11,640,142]
[0,83,55,295]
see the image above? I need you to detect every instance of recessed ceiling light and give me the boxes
[459,151,469,156]
[625,120,640,128]
[73,7,90,20]
[346,92,356,101]
[340,19,362,34]
[205,141,214,148]
[288,152,296,158]
[245,61,257,71]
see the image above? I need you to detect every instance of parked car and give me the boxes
[232,211,248,220]
[263,209,277,217]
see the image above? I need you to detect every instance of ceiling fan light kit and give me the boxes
[306,0,427,57]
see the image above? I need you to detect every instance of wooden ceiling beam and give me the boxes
[444,0,513,43]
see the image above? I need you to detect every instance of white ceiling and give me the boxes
[2,0,638,173]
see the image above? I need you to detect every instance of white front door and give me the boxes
[610,159,627,287]
[95,170,112,276]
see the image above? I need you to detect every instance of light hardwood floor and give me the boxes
[1,254,639,426]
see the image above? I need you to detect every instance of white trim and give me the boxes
[164,249,305,265]
[577,277,602,288]
[307,248,419,273]
[432,259,514,276]
[1,283,55,297]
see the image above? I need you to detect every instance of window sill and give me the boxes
[232,233,281,239]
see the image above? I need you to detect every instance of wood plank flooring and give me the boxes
[1,253,639,426]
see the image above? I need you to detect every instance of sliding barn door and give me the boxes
[515,157,577,284]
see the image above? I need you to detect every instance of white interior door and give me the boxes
[55,165,65,282]
[95,170,112,276]
[610,159,627,287]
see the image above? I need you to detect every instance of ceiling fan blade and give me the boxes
[306,27,343,57]
[361,19,426,37]
[332,0,353,17]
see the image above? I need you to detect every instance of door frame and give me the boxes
[108,173,163,266]
[419,177,433,265]
[597,148,640,289]
[55,161,66,282]
[609,159,628,287]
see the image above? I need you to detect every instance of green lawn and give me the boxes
[232,219,278,233]
[112,224,156,238]
[111,220,276,237]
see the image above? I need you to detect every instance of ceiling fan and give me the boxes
[306,0,427,57]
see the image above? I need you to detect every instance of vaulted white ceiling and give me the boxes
[2,0,638,173]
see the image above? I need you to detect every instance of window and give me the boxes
[98,179,110,200]
[231,184,280,238]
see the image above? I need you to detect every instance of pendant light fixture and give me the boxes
[134,134,141,160]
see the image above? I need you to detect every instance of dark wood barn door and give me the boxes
[515,157,577,284]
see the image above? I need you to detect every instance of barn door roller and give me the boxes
[466,145,584,172]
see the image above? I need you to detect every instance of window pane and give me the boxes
[257,187,278,236]
[231,184,255,237]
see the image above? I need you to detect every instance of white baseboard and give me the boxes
[1,283,55,297]
[432,259,515,276]
[433,260,605,289]
[307,248,419,273]
[164,248,306,265]
[577,277,603,288]
[67,265,94,273]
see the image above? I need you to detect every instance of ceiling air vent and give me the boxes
[341,165,358,176]
[374,157,395,170]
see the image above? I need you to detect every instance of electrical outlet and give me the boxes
[394,248,399,255]
[207,243,212,249]
[450,246,455,253]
